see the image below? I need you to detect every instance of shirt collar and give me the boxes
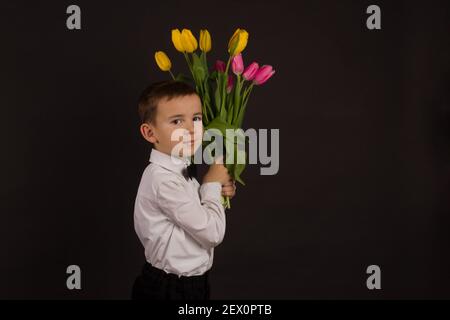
[149,148,192,176]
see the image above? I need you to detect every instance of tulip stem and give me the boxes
[236,83,254,127]
[169,70,176,80]
[218,57,232,119]
[232,74,243,123]
[202,52,209,77]
[183,52,195,80]
[221,195,231,209]
[225,56,232,75]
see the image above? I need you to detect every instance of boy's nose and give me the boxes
[182,122,194,141]
[187,120,201,135]
[185,122,194,135]
[184,119,203,142]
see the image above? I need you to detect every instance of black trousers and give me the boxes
[131,261,211,300]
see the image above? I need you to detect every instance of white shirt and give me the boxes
[134,148,226,277]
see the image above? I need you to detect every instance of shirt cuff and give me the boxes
[199,182,222,202]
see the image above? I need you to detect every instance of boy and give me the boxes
[132,80,236,300]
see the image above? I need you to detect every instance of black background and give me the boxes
[1,0,450,299]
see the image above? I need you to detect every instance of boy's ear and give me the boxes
[140,122,158,144]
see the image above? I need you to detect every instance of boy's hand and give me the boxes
[221,179,237,199]
[203,156,231,185]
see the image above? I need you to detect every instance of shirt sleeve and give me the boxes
[156,179,226,249]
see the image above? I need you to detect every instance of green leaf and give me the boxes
[234,172,246,185]
[175,73,193,84]
[205,116,238,135]
[209,70,218,80]
[234,162,246,186]
[202,79,213,123]
[231,138,246,186]
[192,53,206,83]
[214,84,221,114]
[204,116,247,184]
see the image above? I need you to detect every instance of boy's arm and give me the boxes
[157,179,226,249]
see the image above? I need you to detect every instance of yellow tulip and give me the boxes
[181,29,198,53]
[199,29,211,52]
[154,51,172,71]
[171,29,185,52]
[228,28,249,56]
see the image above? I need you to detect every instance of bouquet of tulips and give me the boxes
[154,28,275,208]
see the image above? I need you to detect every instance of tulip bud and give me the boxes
[171,29,185,52]
[199,29,211,53]
[253,65,275,85]
[242,62,259,81]
[215,60,226,73]
[181,29,198,53]
[231,53,244,75]
[154,51,172,71]
[226,75,234,93]
[228,28,249,56]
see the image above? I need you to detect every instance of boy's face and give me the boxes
[141,94,203,158]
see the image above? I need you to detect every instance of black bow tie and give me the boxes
[182,163,198,180]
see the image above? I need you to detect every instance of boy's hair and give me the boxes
[138,80,198,124]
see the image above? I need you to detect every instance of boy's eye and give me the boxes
[172,119,182,125]
[193,116,202,121]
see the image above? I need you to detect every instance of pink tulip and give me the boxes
[226,75,234,93]
[242,62,259,81]
[215,60,226,73]
[253,65,275,85]
[231,53,244,75]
